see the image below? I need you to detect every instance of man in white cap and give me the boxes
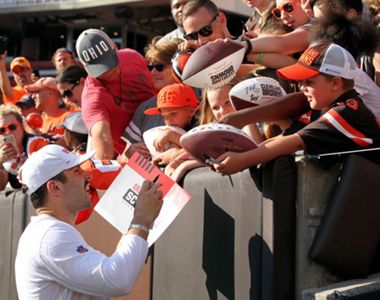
[15,144,163,299]
[76,29,156,159]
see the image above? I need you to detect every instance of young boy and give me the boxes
[144,83,199,153]
[61,111,88,152]
[214,42,380,175]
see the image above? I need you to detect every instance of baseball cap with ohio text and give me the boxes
[277,43,358,81]
[76,28,119,78]
[20,144,95,195]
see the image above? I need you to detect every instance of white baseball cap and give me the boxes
[277,42,358,81]
[62,112,88,135]
[20,144,95,195]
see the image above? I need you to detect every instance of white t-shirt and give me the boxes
[15,214,148,300]
[354,69,380,120]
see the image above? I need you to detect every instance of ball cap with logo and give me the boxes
[19,144,95,195]
[10,57,32,73]
[76,28,119,78]
[144,83,199,115]
[277,43,358,81]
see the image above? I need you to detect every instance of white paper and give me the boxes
[95,153,191,246]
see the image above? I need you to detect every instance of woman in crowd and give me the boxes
[56,65,88,109]
[0,105,48,190]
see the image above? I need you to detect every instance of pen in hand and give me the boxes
[149,175,160,188]
[203,155,219,166]
[241,21,248,34]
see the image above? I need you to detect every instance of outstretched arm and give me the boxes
[214,133,304,175]
[245,27,310,55]
[218,92,309,129]
[153,127,183,152]
[90,120,115,159]
[247,52,297,69]
[0,52,14,100]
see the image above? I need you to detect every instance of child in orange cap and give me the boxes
[144,83,199,155]
[212,42,380,175]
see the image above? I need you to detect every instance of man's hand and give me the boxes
[123,142,151,160]
[0,51,7,70]
[217,110,249,129]
[131,180,163,228]
[153,128,183,152]
[213,151,246,176]
[0,142,18,164]
[152,147,184,167]
[178,40,202,52]
[300,0,314,18]
[153,127,172,152]
[242,31,257,39]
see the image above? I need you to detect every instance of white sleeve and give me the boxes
[40,223,148,297]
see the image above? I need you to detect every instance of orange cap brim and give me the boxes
[144,107,161,115]
[277,63,319,81]
[144,103,199,115]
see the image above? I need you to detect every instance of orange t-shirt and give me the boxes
[25,136,49,155]
[3,86,27,105]
[41,109,71,135]
[75,159,125,225]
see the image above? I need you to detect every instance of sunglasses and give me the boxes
[272,1,299,19]
[147,63,167,72]
[183,13,219,41]
[60,81,79,98]
[0,123,18,135]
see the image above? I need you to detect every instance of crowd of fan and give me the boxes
[0,0,378,216]
[1,0,380,297]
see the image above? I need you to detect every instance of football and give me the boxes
[229,77,286,111]
[180,123,257,164]
[171,49,193,83]
[143,125,186,156]
[181,39,245,89]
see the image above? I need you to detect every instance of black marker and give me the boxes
[149,175,160,187]
[203,155,219,166]
[241,21,248,34]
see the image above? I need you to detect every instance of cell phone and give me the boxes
[0,36,8,55]
[1,134,17,151]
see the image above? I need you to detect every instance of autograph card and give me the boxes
[95,152,191,246]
